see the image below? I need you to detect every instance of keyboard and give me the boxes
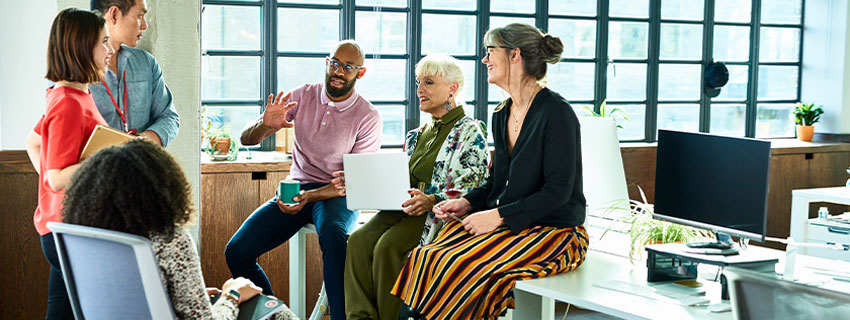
[594,280,711,306]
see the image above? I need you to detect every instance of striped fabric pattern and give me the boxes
[392,221,589,320]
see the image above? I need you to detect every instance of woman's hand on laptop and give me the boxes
[331,171,346,196]
[402,189,437,216]
[433,198,472,221]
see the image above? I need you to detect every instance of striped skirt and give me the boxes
[391,221,589,320]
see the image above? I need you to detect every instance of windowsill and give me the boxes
[201,151,292,173]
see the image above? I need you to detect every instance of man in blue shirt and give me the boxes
[90,0,179,146]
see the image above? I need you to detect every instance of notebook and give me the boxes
[211,293,286,320]
[343,152,411,211]
[79,124,134,161]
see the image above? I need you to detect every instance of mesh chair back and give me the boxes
[48,222,176,320]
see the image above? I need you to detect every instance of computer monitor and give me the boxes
[653,130,771,250]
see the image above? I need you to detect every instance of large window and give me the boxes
[201,0,804,148]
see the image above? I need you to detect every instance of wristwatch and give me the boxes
[223,289,241,305]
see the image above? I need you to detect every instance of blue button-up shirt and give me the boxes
[89,45,180,146]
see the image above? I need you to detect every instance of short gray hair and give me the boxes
[415,54,465,100]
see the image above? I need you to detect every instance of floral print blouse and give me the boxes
[404,115,490,245]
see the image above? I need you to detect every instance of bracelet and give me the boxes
[222,292,239,305]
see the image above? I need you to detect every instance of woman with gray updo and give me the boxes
[391,23,589,320]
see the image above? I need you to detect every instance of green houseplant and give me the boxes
[613,187,714,262]
[206,129,238,161]
[582,99,630,129]
[792,103,824,142]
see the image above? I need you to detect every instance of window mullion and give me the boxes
[475,0,491,123]
[537,0,548,30]
[407,0,422,132]
[646,0,661,142]
[594,0,609,116]
[796,0,806,105]
[745,0,763,138]
[699,0,716,133]
[260,0,276,150]
[342,0,355,39]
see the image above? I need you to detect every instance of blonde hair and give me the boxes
[415,54,465,100]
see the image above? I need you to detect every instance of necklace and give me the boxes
[510,87,540,134]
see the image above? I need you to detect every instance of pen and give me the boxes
[446,212,463,223]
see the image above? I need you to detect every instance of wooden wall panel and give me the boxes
[764,154,810,249]
[0,169,47,319]
[258,171,291,305]
[620,146,657,203]
[258,171,324,316]
[200,172,259,289]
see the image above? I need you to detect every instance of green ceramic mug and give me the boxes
[279,180,300,205]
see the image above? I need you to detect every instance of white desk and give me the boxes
[514,247,850,320]
[514,252,729,320]
[789,186,850,259]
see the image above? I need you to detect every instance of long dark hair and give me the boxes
[63,139,194,239]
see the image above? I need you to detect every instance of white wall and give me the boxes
[3,0,202,239]
[0,1,58,149]
[801,0,850,134]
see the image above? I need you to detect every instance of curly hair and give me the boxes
[63,139,193,238]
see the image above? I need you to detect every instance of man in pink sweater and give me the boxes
[226,40,382,320]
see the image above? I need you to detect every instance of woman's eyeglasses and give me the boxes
[484,46,511,59]
[326,57,364,74]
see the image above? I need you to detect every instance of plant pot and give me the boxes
[210,137,231,155]
[796,125,814,142]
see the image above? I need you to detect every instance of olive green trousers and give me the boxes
[344,211,426,320]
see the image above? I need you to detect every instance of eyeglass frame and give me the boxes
[326,57,365,75]
[484,45,512,59]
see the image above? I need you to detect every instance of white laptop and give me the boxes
[343,152,411,211]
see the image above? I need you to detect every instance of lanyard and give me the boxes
[100,69,135,134]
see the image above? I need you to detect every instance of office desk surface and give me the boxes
[514,252,729,320]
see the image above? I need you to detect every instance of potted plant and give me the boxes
[792,103,824,142]
[610,187,713,262]
[201,106,223,141]
[582,99,630,129]
[207,129,238,161]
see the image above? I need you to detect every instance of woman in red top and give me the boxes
[24,8,114,319]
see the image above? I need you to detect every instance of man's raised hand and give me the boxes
[261,91,297,129]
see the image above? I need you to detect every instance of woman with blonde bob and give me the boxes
[391,23,589,320]
[340,54,490,320]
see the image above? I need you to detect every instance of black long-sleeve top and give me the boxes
[464,87,586,233]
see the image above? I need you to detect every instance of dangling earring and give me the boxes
[444,93,453,111]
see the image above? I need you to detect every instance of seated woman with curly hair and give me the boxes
[61,139,299,320]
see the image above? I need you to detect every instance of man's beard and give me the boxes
[325,73,357,98]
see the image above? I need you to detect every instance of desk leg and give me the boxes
[289,228,307,318]
[514,289,555,320]
[790,194,810,255]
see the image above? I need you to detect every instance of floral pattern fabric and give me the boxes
[404,115,490,245]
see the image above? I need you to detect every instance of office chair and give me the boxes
[725,266,850,320]
[47,222,176,320]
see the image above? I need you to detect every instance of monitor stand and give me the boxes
[685,232,739,255]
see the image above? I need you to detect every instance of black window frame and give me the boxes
[201,0,806,150]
